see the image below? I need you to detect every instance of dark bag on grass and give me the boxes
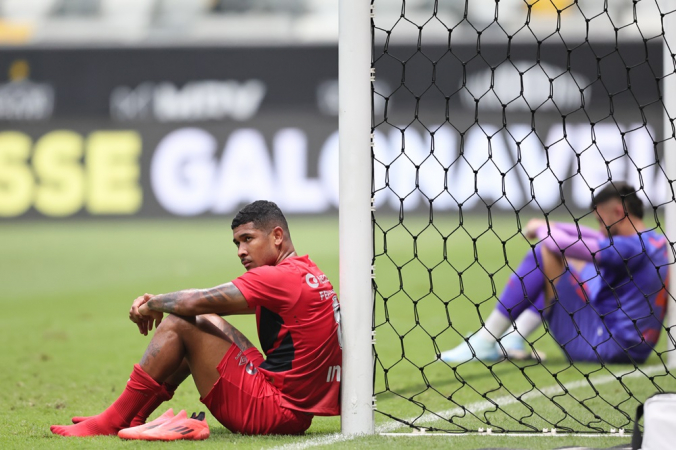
[632,392,676,449]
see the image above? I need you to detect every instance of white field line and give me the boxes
[271,364,664,450]
[270,432,354,449]
[379,432,630,438]
[377,363,665,433]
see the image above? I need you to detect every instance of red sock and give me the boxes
[128,382,177,427]
[51,364,161,437]
[71,383,177,426]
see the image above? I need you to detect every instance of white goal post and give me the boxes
[338,0,375,436]
[664,11,676,369]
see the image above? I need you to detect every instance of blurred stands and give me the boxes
[0,0,659,46]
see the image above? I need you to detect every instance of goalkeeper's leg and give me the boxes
[441,245,563,363]
[544,265,639,364]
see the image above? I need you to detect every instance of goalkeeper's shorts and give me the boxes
[201,345,312,435]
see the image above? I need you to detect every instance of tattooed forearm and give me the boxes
[145,283,249,316]
[147,290,199,315]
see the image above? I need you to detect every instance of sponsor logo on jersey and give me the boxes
[326,365,341,382]
[319,289,336,301]
[306,273,319,288]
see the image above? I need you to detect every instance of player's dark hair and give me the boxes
[592,182,644,219]
[231,200,290,235]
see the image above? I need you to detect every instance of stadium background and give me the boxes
[0,1,669,449]
[0,0,666,220]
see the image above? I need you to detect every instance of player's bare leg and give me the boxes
[140,313,254,397]
[52,313,254,436]
[165,358,192,386]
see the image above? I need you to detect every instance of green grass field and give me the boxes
[0,214,671,449]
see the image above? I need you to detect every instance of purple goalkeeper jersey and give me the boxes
[537,223,670,362]
[587,229,669,354]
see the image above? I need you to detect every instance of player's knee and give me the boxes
[195,313,223,326]
[195,313,229,330]
[537,244,565,275]
[194,314,232,336]
[157,313,196,332]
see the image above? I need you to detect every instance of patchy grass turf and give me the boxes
[1,214,668,449]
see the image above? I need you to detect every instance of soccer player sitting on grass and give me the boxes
[441,182,669,365]
[50,200,342,438]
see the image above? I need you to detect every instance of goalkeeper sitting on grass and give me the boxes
[51,200,342,439]
[441,182,669,365]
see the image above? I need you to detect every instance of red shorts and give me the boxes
[201,345,313,435]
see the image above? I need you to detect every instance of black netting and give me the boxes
[371,0,676,434]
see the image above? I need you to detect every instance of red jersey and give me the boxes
[231,255,342,416]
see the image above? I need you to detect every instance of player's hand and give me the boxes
[525,219,547,240]
[129,293,151,323]
[130,293,157,335]
[138,302,163,336]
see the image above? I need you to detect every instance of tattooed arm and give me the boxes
[147,283,252,316]
[130,283,253,335]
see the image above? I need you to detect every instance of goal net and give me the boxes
[371,0,676,434]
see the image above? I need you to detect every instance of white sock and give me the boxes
[511,308,543,339]
[476,310,512,344]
